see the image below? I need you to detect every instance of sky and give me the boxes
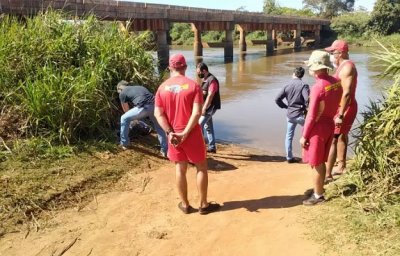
[122,0,376,12]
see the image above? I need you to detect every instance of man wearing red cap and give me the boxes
[324,40,358,180]
[154,53,220,215]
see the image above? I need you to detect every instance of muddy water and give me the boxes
[168,47,387,157]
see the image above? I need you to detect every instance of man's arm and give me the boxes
[302,84,310,108]
[202,80,217,115]
[275,87,288,109]
[154,106,171,133]
[336,63,355,124]
[121,102,130,113]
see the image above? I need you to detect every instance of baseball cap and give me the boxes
[169,54,187,69]
[325,40,349,52]
[305,50,334,71]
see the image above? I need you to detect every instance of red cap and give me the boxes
[325,40,349,52]
[169,54,187,69]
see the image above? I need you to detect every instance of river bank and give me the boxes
[1,142,323,256]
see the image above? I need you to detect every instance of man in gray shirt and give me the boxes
[117,80,167,156]
[275,67,310,163]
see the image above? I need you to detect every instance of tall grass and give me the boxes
[333,42,400,214]
[0,11,160,144]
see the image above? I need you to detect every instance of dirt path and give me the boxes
[0,144,321,256]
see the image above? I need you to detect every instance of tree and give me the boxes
[368,0,400,35]
[331,11,370,37]
[302,0,355,18]
[263,0,316,16]
[263,0,282,15]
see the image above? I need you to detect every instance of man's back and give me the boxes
[275,78,309,118]
[155,75,203,132]
[119,86,154,107]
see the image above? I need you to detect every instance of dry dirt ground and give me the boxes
[0,144,324,256]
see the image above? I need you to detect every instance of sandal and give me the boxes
[324,176,334,184]
[178,202,196,214]
[199,202,221,215]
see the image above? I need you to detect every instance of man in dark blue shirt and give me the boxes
[275,67,310,163]
[117,80,167,156]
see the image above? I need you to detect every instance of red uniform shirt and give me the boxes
[155,75,206,163]
[155,75,203,132]
[334,60,358,135]
[302,73,342,166]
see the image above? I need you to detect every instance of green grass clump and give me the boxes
[339,43,400,212]
[0,11,160,145]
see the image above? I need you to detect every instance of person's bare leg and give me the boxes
[194,159,208,208]
[175,161,189,207]
[314,163,326,195]
[336,134,348,173]
[326,137,338,178]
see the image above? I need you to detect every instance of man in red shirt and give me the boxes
[301,50,342,205]
[325,40,358,179]
[154,54,220,215]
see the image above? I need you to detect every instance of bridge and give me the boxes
[1,1,330,68]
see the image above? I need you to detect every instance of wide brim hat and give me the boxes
[305,50,334,71]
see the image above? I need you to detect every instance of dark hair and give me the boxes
[294,67,305,78]
[197,62,209,72]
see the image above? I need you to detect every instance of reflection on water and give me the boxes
[167,47,389,156]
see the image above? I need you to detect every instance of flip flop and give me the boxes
[199,202,221,215]
[178,202,196,214]
[324,177,334,184]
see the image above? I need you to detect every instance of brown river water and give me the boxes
[167,46,388,157]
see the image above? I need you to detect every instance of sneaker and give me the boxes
[303,194,325,206]
[207,148,216,153]
[160,151,167,158]
[118,144,128,151]
[287,158,300,164]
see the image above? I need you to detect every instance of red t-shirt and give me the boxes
[155,75,203,133]
[208,80,218,94]
[303,73,342,139]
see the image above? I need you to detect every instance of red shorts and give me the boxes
[334,102,357,135]
[168,125,206,163]
[303,122,334,167]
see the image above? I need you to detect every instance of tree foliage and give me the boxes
[263,0,315,16]
[331,11,370,37]
[368,0,400,35]
[302,0,355,18]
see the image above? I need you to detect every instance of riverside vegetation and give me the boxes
[0,11,164,235]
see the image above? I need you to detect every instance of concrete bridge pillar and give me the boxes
[224,29,234,60]
[266,30,274,55]
[191,24,203,57]
[314,26,321,46]
[156,29,169,70]
[272,29,277,48]
[237,26,247,52]
[294,24,302,49]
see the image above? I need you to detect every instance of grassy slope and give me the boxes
[0,135,165,236]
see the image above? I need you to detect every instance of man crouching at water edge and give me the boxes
[116,80,168,157]
[154,54,221,215]
[300,50,342,206]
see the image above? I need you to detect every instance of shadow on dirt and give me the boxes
[208,157,238,171]
[214,153,287,163]
[221,195,305,212]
